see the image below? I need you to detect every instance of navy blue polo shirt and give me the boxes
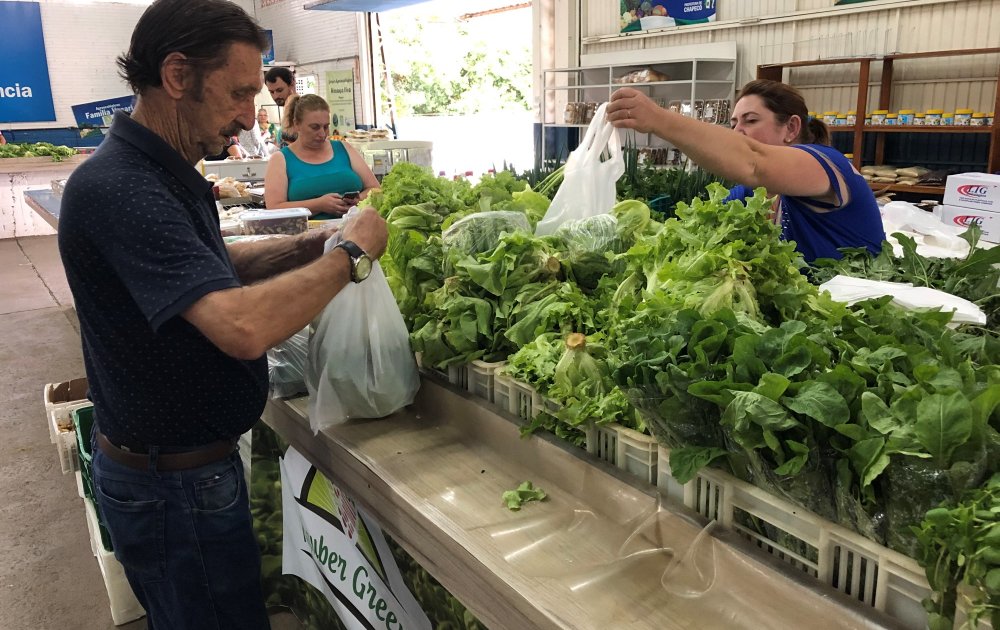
[58,111,268,448]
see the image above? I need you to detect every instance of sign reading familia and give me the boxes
[620,0,717,32]
[0,2,56,122]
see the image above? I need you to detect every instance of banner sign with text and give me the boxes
[0,2,56,122]
[280,447,432,630]
[325,70,356,136]
[620,0,717,32]
[71,96,135,131]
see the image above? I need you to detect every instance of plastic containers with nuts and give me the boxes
[822,111,838,125]
[846,110,857,126]
[912,113,926,126]
[241,208,310,236]
[925,109,943,126]
[870,109,888,125]
[942,112,955,125]
[884,113,899,126]
[970,112,989,126]
[954,109,974,126]
[898,109,915,125]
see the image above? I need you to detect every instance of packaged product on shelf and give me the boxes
[925,109,943,125]
[954,108,974,125]
[613,67,669,84]
[846,110,857,125]
[241,208,310,236]
[942,112,955,125]
[988,112,995,125]
[912,112,926,126]
[822,111,838,125]
[896,166,930,179]
[885,113,898,126]
[835,115,847,126]
[943,172,1000,211]
[970,112,988,126]
[871,109,888,125]
[898,109,914,125]
[934,205,1000,243]
[864,116,872,125]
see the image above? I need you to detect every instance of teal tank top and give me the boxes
[281,141,363,219]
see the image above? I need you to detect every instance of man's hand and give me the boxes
[342,208,387,260]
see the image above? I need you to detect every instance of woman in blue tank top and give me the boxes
[607,80,884,263]
[264,94,380,220]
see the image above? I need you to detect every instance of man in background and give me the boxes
[264,66,296,106]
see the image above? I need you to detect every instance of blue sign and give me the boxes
[0,2,56,122]
[262,30,275,65]
[71,96,136,128]
[620,0,718,32]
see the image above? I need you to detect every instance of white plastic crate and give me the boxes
[494,375,538,422]
[83,499,145,626]
[53,421,79,475]
[467,360,506,403]
[586,423,658,483]
[654,447,933,627]
[447,363,469,390]
[43,379,89,444]
[74,470,85,499]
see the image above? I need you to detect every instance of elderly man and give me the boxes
[57,0,386,627]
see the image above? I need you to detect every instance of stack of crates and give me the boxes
[43,378,90,474]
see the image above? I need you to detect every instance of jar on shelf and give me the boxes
[835,115,847,126]
[988,112,995,126]
[871,109,888,125]
[912,112,926,126]
[584,102,598,124]
[955,108,974,125]
[846,110,857,125]
[925,109,943,126]
[942,112,955,125]
[822,111,838,125]
[970,112,988,126]
[898,109,915,125]
[864,116,872,125]
[885,113,899,126]
[563,102,579,124]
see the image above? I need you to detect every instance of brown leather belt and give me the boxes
[96,432,236,472]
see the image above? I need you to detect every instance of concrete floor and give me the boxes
[0,235,300,629]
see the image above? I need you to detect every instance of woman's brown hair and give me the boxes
[737,79,830,146]
[290,94,329,126]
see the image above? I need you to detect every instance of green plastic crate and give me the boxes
[72,406,113,552]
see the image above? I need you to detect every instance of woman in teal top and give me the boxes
[264,94,379,219]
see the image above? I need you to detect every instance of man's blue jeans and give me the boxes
[92,439,270,630]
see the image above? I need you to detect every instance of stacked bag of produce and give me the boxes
[860,164,931,186]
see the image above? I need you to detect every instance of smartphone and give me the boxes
[343,191,360,200]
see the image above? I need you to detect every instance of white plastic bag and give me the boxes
[306,245,420,433]
[535,102,624,236]
[820,275,986,326]
[881,201,972,258]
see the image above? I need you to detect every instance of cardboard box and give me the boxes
[934,204,1000,243]
[943,172,1000,210]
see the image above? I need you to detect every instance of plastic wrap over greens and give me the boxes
[554,215,624,291]
[442,211,531,272]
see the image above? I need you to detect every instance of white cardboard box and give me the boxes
[943,172,1000,211]
[934,204,1000,243]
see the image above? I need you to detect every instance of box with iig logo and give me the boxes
[944,172,1000,210]
[934,204,1000,243]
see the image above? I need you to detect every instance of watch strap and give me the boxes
[335,240,367,282]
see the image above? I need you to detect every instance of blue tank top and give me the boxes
[281,141,363,218]
[724,144,885,262]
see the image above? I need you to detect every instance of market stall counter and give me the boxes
[262,378,903,630]
[3,154,88,238]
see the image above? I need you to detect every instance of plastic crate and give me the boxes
[447,364,470,390]
[74,469,85,499]
[83,499,145,625]
[493,375,538,422]
[52,419,79,475]
[585,422,619,467]
[654,446,933,627]
[73,405,97,503]
[615,425,658,484]
[467,360,506,403]
[43,378,89,444]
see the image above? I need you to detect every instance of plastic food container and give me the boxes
[942,112,955,125]
[219,219,242,237]
[871,109,888,125]
[884,113,898,126]
[834,115,846,126]
[898,109,914,125]
[846,110,857,125]
[988,112,995,126]
[864,116,872,126]
[240,208,310,236]
[822,111,838,125]
[925,109,943,126]
[955,108,974,125]
[971,112,988,126]
[912,113,926,126]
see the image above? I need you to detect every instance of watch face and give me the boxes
[355,255,373,281]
